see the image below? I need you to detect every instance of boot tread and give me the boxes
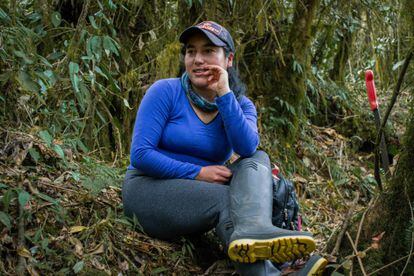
[228,236,316,263]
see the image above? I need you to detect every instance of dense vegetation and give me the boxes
[0,0,413,275]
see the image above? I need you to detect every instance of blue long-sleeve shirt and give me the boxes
[128,78,259,179]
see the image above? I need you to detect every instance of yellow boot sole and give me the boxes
[307,257,328,276]
[228,236,316,263]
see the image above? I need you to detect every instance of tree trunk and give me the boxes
[355,96,414,274]
[343,2,414,273]
[329,0,356,83]
[271,0,320,142]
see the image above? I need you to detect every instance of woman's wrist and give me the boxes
[216,86,231,97]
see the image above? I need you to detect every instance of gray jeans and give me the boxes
[122,151,280,275]
[122,166,233,244]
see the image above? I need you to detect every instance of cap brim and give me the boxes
[179,26,227,48]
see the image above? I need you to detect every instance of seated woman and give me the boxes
[123,21,326,275]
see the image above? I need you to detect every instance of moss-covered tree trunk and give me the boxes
[329,0,356,83]
[267,0,320,142]
[355,94,414,274]
[346,2,414,273]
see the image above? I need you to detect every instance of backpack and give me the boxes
[271,170,301,231]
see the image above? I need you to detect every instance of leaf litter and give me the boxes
[0,121,396,275]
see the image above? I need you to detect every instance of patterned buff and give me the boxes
[181,72,218,113]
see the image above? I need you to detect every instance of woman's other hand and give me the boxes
[196,165,232,184]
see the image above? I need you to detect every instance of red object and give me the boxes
[272,164,280,180]
[365,70,379,111]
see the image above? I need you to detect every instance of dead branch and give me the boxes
[346,231,367,276]
[330,192,359,256]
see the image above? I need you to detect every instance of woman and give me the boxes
[123,21,326,275]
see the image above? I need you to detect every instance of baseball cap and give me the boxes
[179,21,235,53]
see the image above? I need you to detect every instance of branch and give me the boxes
[330,192,359,256]
[346,231,367,276]
[367,252,414,276]
[374,50,413,180]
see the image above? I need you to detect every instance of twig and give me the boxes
[355,197,376,248]
[330,192,359,256]
[346,231,367,276]
[111,242,139,271]
[367,252,414,276]
[38,181,77,193]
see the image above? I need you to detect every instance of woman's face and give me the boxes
[184,32,233,92]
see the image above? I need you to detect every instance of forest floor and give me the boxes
[0,87,410,275]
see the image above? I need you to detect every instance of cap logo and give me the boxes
[198,22,222,36]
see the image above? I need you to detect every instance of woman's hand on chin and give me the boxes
[196,165,232,184]
[198,65,231,97]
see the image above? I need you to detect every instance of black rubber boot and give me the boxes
[296,255,327,276]
[216,208,282,275]
[227,151,316,264]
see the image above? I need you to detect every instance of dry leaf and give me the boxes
[91,257,106,270]
[371,231,385,249]
[69,226,88,233]
[293,174,307,184]
[302,157,311,168]
[27,265,40,276]
[17,246,32,258]
[88,243,105,255]
[119,260,129,271]
[323,128,336,136]
[69,237,83,257]
[357,251,366,258]
[342,259,352,270]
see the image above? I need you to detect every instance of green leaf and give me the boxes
[0,8,11,22]
[73,261,84,274]
[107,0,117,10]
[88,15,99,29]
[18,190,30,207]
[94,66,108,80]
[87,36,102,61]
[3,189,15,211]
[28,148,40,163]
[151,267,168,275]
[51,11,62,27]
[0,212,11,229]
[69,62,80,92]
[71,172,81,182]
[53,144,65,159]
[36,192,58,204]
[0,183,8,189]
[43,70,57,86]
[103,36,119,56]
[13,50,34,64]
[185,0,193,7]
[17,71,39,92]
[77,140,89,153]
[39,130,53,146]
